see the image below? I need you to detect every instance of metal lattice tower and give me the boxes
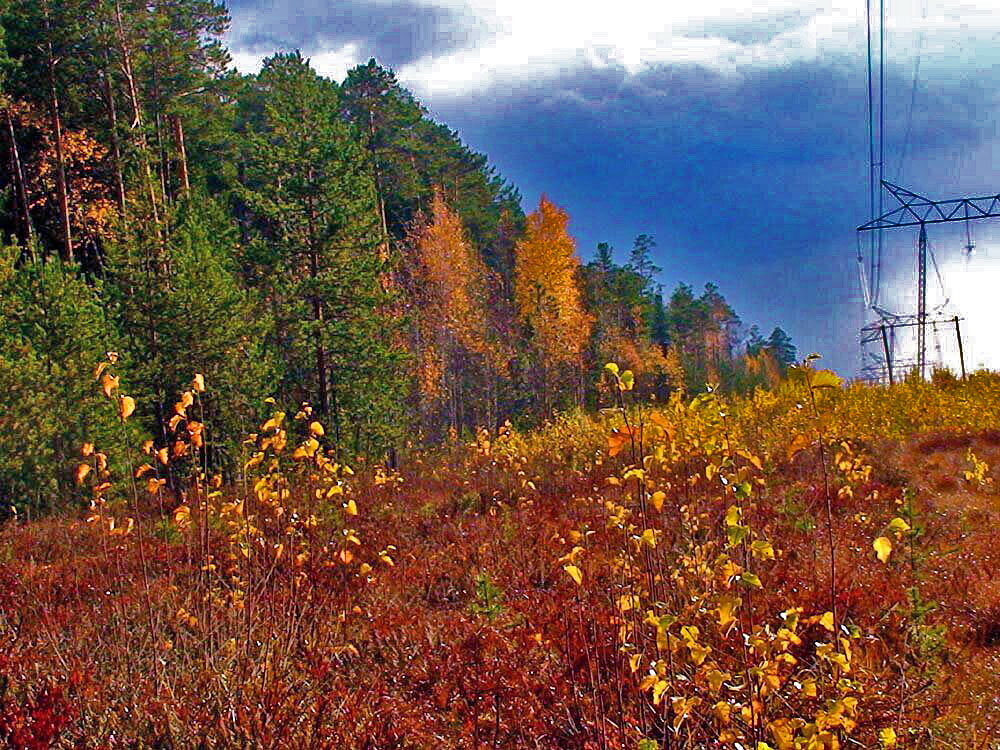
[858,181,1000,381]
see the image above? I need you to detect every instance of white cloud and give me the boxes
[879,225,1000,372]
[225,0,1000,99]
[393,0,1000,99]
[229,42,364,80]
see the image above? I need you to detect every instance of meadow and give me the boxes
[1,360,998,749]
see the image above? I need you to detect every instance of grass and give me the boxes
[1,366,999,747]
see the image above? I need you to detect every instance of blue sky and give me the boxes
[225,0,1000,376]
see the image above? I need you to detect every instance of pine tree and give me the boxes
[341,59,425,257]
[767,326,797,369]
[131,0,232,199]
[628,233,660,295]
[106,194,273,464]
[594,241,615,273]
[2,0,94,261]
[0,243,124,512]
[237,53,407,454]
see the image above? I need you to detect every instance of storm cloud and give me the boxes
[224,0,1000,374]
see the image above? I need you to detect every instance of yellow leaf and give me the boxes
[879,727,897,748]
[718,594,741,632]
[192,373,205,392]
[101,372,119,399]
[714,701,732,726]
[563,564,583,585]
[810,369,842,389]
[651,679,668,705]
[787,432,811,460]
[887,517,911,534]
[706,669,731,693]
[74,463,91,485]
[118,395,136,420]
[93,361,108,381]
[261,412,286,432]
[339,548,354,564]
[309,421,325,437]
[345,499,358,516]
[651,490,666,512]
[873,536,892,563]
[173,504,191,530]
[81,442,94,457]
[628,653,642,673]
[819,611,835,632]
[607,430,629,457]
[619,594,640,612]
[359,562,372,575]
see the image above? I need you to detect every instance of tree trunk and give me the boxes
[114,0,163,240]
[369,109,390,259]
[3,108,35,255]
[170,114,190,196]
[306,183,330,416]
[150,65,170,204]
[42,7,73,263]
[101,52,127,213]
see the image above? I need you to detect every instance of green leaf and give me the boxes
[740,571,762,588]
[620,370,635,391]
[727,524,749,548]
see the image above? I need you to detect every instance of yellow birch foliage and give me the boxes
[411,190,496,400]
[514,196,591,366]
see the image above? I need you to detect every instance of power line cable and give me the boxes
[865,0,877,307]
[895,0,928,182]
[875,0,885,306]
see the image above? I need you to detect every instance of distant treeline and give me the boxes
[0,0,794,510]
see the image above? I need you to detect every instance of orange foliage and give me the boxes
[514,196,591,366]
[11,101,117,246]
[409,190,501,402]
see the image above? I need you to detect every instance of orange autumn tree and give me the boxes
[9,100,117,264]
[514,195,591,413]
[409,189,506,436]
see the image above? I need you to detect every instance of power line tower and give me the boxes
[857,0,989,383]
[857,181,1000,381]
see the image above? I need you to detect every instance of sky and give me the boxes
[224,0,1000,377]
